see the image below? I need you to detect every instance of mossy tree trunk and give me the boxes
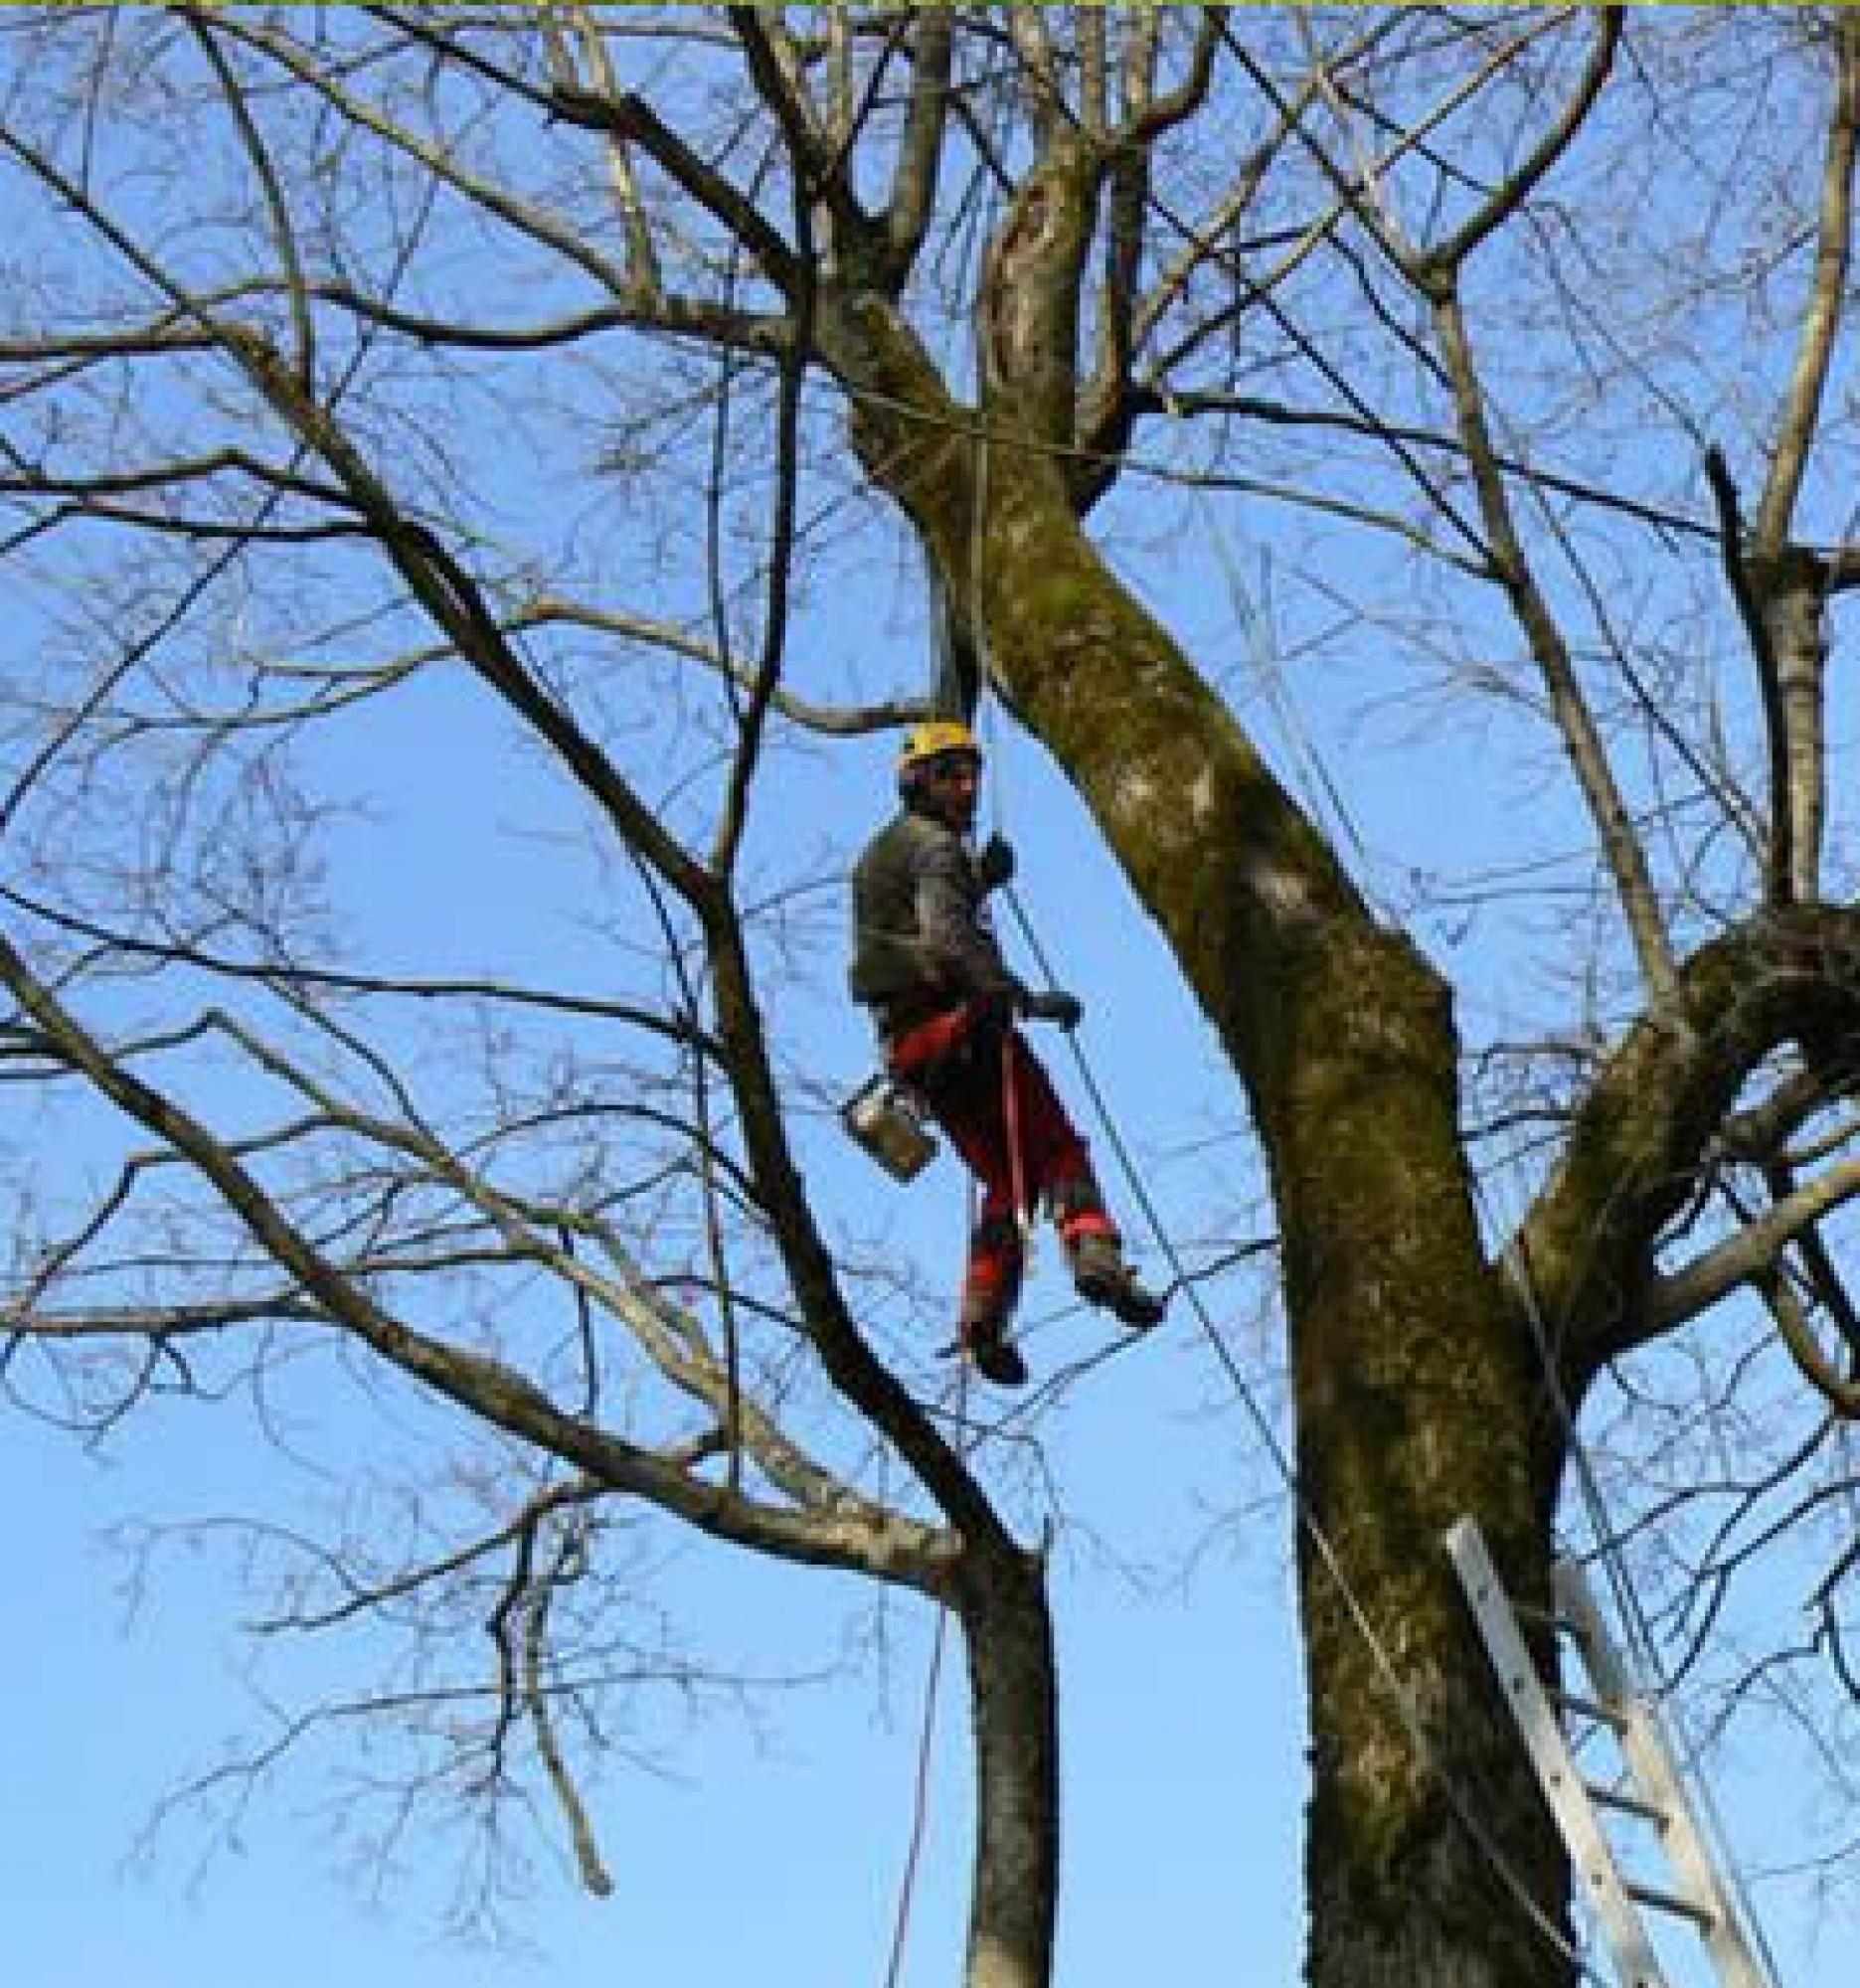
[963,455,1572,1988]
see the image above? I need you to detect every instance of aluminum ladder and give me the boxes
[1443,1517,1778,1988]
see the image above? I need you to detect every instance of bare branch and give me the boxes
[542,71,799,294]
[1007,7,1060,147]
[883,6,953,279]
[1774,1276,1859,1405]
[0,443,353,512]
[299,276,791,361]
[1754,12,1860,556]
[1706,444,1794,906]
[1513,907,1860,1375]
[541,3,664,295]
[1433,278,1677,1002]
[1149,389,1712,543]
[215,9,638,298]
[1078,5,1107,136]
[712,163,812,876]
[182,7,316,389]
[1223,9,1568,287]
[524,1524,614,1897]
[0,882,718,1051]
[729,5,873,267]
[1118,6,1227,148]
[0,917,952,1590]
[1416,9,1623,281]
[1650,1152,1860,1332]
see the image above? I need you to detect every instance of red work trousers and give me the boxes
[886,999,1116,1327]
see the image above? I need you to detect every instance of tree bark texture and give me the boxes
[956,1543,1062,1988]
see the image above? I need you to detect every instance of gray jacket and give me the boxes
[848,810,1017,1011]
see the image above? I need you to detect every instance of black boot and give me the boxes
[1070,1235,1165,1330]
[962,1312,1030,1388]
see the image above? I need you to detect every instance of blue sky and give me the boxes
[1,701,1842,1988]
[4,13,1859,1987]
[0,658,1308,1987]
[0,481,1842,1988]
[0,496,1845,1988]
[1,1061,1309,1988]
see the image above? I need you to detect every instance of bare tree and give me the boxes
[7,9,1860,1987]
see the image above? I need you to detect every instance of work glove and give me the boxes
[1019,987,1084,1031]
[973,833,1016,893]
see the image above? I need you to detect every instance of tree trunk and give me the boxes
[1758,547,1831,905]
[1276,927,1572,1988]
[956,1542,1060,1988]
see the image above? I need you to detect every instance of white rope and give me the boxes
[1194,483,1387,909]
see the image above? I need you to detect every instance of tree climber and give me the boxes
[849,720,1166,1387]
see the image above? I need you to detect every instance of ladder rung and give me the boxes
[1584,1781,1667,1826]
[1449,1522,1779,1988]
[1623,1878,1715,1929]
[1554,1689,1627,1732]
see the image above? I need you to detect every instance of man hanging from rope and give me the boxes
[849,720,1166,1387]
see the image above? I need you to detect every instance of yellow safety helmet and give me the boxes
[898,719,982,771]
